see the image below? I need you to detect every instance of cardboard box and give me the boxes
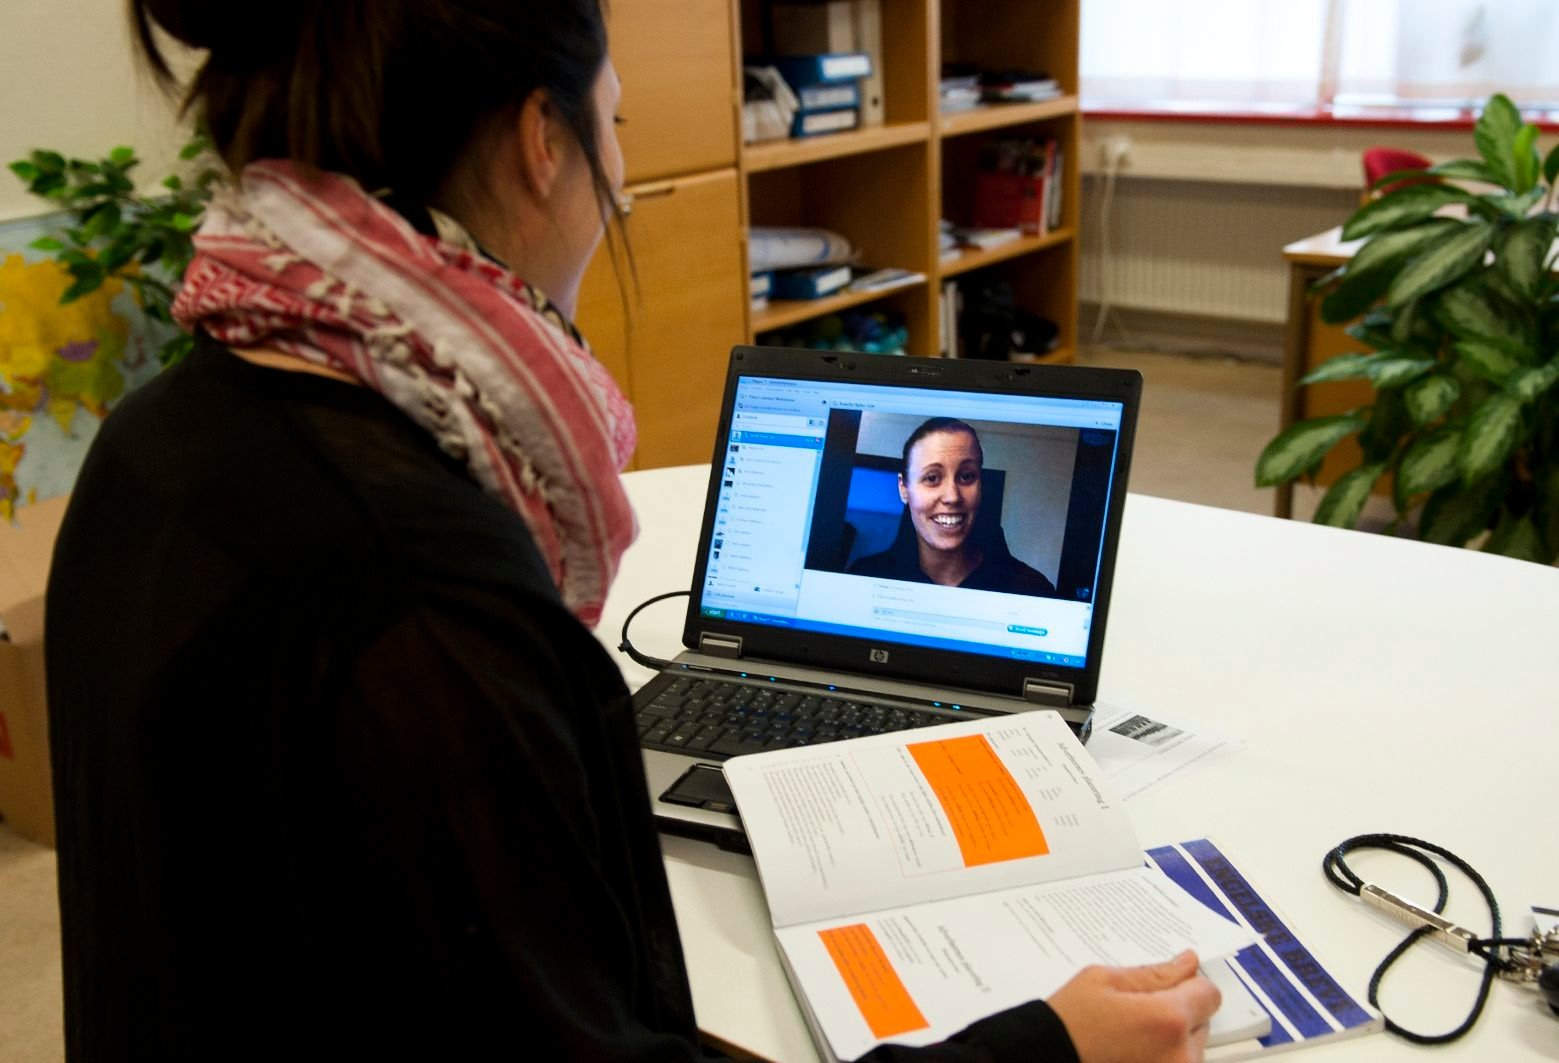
[0,495,69,847]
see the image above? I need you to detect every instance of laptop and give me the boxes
[634,346,1141,847]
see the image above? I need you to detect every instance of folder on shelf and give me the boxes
[771,264,853,300]
[797,82,859,111]
[751,272,774,300]
[773,53,872,88]
[791,107,860,138]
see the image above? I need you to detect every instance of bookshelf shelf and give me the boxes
[742,122,932,173]
[753,274,927,333]
[938,96,1079,138]
[937,228,1074,278]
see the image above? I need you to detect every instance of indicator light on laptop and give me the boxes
[740,672,749,678]
[952,705,962,710]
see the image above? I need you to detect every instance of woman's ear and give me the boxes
[516,88,562,200]
[898,475,910,505]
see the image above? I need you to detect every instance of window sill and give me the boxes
[1083,99,1559,133]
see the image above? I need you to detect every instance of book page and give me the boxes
[724,711,1142,928]
[776,865,1258,1061]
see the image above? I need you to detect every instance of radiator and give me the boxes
[1080,176,1359,325]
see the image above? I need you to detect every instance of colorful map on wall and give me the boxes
[0,216,163,519]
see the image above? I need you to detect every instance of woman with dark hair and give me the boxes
[849,418,1057,596]
[44,3,1217,1060]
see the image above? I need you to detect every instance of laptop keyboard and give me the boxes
[635,675,961,760]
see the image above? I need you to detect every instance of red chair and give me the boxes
[1362,147,1434,200]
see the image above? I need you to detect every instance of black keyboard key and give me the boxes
[687,727,724,753]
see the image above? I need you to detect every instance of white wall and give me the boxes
[0,1,195,222]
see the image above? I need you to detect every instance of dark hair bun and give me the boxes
[136,0,298,52]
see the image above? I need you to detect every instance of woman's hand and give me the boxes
[1048,950,1222,1063]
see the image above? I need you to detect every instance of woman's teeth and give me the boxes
[932,514,965,526]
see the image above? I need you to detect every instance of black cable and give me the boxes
[617,590,689,671]
[1322,832,1520,1044]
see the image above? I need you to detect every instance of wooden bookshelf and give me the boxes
[938,228,1074,278]
[743,122,931,173]
[576,0,1082,467]
[938,95,1080,138]
[753,273,928,333]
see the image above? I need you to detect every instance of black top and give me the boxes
[848,518,1058,597]
[45,334,1078,1062]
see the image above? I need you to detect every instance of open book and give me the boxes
[723,710,1267,1061]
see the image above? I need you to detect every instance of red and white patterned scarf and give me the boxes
[174,160,637,625]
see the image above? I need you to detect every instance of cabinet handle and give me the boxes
[618,181,678,217]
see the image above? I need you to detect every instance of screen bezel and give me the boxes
[682,346,1141,705]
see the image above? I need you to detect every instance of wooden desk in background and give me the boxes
[1278,226,1370,520]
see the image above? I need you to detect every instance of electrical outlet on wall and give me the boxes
[1100,135,1132,169]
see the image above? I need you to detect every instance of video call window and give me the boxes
[802,408,1117,603]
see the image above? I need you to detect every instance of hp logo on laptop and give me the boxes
[869,649,890,664]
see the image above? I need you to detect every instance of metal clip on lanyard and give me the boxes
[1323,833,1559,1044]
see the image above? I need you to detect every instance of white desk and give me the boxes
[599,465,1559,1062]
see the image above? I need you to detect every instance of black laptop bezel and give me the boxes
[679,346,1141,707]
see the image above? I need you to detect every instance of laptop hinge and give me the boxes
[1022,679,1075,707]
[698,633,744,659]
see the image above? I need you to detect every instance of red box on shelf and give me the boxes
[973,172,1046,235]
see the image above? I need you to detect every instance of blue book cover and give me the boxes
[771,264,853,301]
[1145,839,1383,1056]
[773,52,872,89]
[798,82,859,111]
[790,106,859,138]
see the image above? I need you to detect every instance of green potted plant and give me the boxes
[9,135,221,366]
[1256,94,1559,564]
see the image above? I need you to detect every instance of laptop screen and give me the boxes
[694,374,1126,669]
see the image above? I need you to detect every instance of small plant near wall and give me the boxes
[9,135,220,367]
[1257,95,1559,564]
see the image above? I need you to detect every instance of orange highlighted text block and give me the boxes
[818,923,930,1040]
[908,734,1049,867]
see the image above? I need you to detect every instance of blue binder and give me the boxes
[771,264,853,301]
[773,53,872,89]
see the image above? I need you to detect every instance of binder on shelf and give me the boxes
[772,264,853,300]
[751,272,774,300]
[797,82,859,111]
[791,107,860,138]
[771,1,881,125]
[773,53,872,88]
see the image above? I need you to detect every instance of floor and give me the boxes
[0,347,1312,1062]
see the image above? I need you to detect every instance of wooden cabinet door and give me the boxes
[609,0,738,182]
[576,168,748,470]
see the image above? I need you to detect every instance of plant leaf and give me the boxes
[27,235,64,252]
[1404,373,1461,425]
[1546,143,1559,186]
[1473,94,1523,188]
[108,146,135,167]
[1419,476,1502,546]
[8,160,40,181]
[1453,339,1524,383]
[1368,167,1432,192]
[1487,187,1545,218]
[1508,357,1559,402]
[1298,351,1380,386]
[1341,184,1476,241]
[1385,220,1497,306]
[1484,515,1546,563]
[1398,427,1463,497]
[1495,215,1556,300]
[1320,220,1460,324]
[1429,158,1497,183]
[1434,283,1534,350]
[31,149,66,174]
[1255,413,1366,487]
[1314,463,1385,529]
[1458,393,1526,483]
[1511,124,1541,193]
[1368,357,1436,389]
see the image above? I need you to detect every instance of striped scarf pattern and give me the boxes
[173,161,637,625]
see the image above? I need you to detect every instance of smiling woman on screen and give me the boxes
[849,417,1057,596]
